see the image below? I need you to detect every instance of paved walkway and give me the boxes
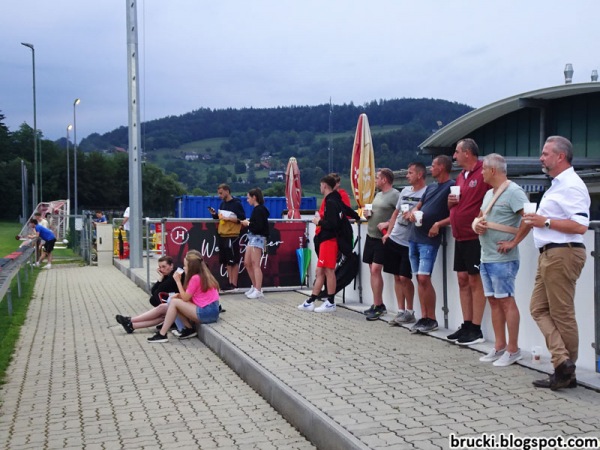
[0,265,313,450]
[1,262,600,449]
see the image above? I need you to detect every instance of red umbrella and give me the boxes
[285,157,301,219]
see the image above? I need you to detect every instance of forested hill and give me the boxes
[80,98,472,152]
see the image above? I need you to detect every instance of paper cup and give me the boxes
[450,186,461,200]
[531,346,542,363]
[176,267,184,274]
[364,204,373,211]
[523,202,537,214]
[400,204,410,213]
[413,211,424,226]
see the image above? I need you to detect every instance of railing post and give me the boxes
[7,288,12,316]
[17,270,22,298]
[441,228,449,330]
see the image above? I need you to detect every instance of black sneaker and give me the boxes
[219,304,226,314]
[155,322,177,331]
[419,318,439,333]
[410,318,428,334]
[178,327,198,340]
[116,315,134,334]
[446,323,467,342]
[365,304,387,321]
[362,305,376,315]
[456,328,485,346]
[147,332,168,343]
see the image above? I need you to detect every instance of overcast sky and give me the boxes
[1,1,598,142]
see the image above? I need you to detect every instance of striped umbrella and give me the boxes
[350,113,376,217]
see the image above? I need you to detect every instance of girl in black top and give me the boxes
[241,188,270,298]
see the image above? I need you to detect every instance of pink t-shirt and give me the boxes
[186,274,219,308]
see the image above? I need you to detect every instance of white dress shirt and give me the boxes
[533,167,590,248]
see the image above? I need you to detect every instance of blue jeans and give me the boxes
[408,241,439,276]
[480,261,519,298]
[196,301,220,324]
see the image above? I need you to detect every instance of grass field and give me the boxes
[0,221,38,386]
[0,221,82,386]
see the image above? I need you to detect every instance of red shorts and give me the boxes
[317,238,338,269]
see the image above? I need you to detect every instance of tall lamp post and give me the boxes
[21,42,38,208]
[73,98,80,215]
[66,124,73,212]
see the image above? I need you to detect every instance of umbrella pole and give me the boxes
[357,222,363,304]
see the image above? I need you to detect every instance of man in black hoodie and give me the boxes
[298,175,342,313]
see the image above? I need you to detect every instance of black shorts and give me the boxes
[218,236,241,266]
[43,239,56,254]
[453,239,481,274]
[383,239,412,278]
[362,235,386,265]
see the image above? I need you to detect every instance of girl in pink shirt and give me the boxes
[148,250,220,343]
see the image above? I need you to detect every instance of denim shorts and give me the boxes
[196,301,220,324]
[480,261,519,298]
[247,233,266,250]
[408,241,439,276]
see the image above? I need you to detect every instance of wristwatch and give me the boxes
[544,218,551,229]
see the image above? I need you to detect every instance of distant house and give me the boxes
[114,146,127,153]
[260,152,271,161]
[201,154,212,161]
[268,170,285,181]
[184,152,199,161]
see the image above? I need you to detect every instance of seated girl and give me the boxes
[147,250,220,343]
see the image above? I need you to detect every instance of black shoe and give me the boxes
[115,314,129,325]
[362,305,376,315]
[219,304,226,314]
[410,318,428,334]
[446,323,467,342]
[116,315,133,334]
[419,318,438,333]
[178,327,198,340]
[556,359,576,378]
[456,328,484,346]
[365,304,387,321]
[147,332,168,343]
[532,373,577,390]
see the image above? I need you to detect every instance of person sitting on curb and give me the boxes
[147,250,221,343]
[116,255,187,335]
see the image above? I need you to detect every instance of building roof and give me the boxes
[420,82,600,153]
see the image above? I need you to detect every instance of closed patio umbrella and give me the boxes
[285,157,301,219]
[350,113,376,217]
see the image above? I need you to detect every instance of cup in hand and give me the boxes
[450,186,461,201]
[413,211,424,226]
[400,204,410,213]
[364,203,373,218]
[523,202,536,224]
[176,267,184,274]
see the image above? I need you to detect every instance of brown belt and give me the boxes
[539,242,585,254]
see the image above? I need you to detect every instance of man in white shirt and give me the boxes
[524,136,590,391]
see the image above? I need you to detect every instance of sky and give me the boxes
[1,1,598,142]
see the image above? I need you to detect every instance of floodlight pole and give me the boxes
[21,42,38,208]
[126,0,143,268]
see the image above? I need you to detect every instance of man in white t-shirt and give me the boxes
[121,207,130,242]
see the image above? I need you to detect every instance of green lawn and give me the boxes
[0,221,81,387]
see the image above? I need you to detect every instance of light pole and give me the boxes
[73,98,80,215]
[66,124,73,212]
[21,42,38,207]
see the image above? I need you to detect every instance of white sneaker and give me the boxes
[244,286,256,297]
[43,264,52,269]
[314,300,336,313]
[34,262,40,267]
[297,301,315,312]
[479,348,506,362]
[493,349,523,367]
[247,289,264,299]
[171,329,182,337]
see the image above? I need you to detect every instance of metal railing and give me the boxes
[0,247,35,316]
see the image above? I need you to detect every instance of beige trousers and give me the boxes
[529,247,586,368]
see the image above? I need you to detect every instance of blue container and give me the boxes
[175,195,317,219]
